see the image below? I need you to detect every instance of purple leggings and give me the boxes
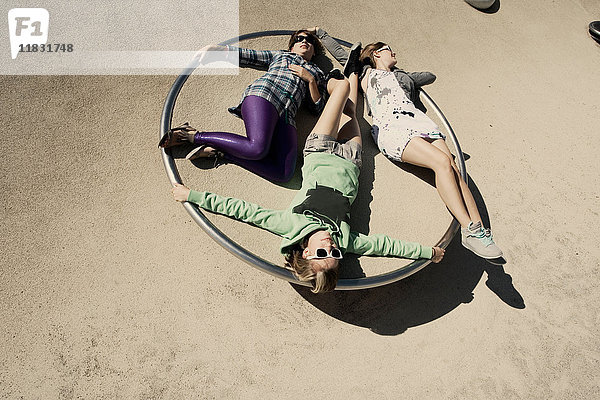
[193,96,297,183]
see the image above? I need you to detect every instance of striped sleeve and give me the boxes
[229,46,278,69]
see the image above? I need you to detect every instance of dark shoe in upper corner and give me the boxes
[590,21,600,42]
[343,42,362,77]
[464,0,496,10]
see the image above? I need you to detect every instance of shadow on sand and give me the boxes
[171,43,523,331]
[292,170,524,336]
[466,0,501,14]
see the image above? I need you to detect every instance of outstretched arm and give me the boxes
[172,184,290,236]
[196,45,277,70]
[408,71,437,88]
[311,26,349,65]
[192,44,233,67]
[347,231,445,263]
[235,46,278,69]
[193,44,277,70]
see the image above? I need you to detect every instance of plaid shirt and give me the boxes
[227,46,327,127]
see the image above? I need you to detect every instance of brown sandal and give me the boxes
[158,122,197,148]
[185,145,217,160]
[185,145,225,168]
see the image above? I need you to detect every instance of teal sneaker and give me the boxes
[461,221,503,259]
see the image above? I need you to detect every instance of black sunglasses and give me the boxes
[293,34,315,45]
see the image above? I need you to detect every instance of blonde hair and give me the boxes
[284,237,339,293]
[359,42,388,68]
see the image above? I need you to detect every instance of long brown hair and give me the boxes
[288,29,324,55]
[359,42,388,68]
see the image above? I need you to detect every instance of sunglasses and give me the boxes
[293,34,315,45]
[374,45,392,54]
[306,247,343,260]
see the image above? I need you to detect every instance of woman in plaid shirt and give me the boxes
[160,30,331,183]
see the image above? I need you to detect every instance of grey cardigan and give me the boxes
[362,65,436,104]
[315,28,436,103]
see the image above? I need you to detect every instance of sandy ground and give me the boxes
[2,0,600,398]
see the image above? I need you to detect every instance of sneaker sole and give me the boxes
[343,42,362,77]
[485,257,507,266]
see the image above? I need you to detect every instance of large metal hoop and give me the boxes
[160,30,467,290]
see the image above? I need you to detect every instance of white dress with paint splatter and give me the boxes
[366,69,445,162]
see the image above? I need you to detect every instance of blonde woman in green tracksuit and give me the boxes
[172,65,444,293]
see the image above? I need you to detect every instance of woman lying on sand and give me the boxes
[160,29,328,183]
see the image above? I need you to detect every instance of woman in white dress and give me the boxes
[358,42,502,260]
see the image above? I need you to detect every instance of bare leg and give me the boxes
[341,71,358,119]
[347,71,359,106]
[401,137,474,228]
[336,73,361,146]
[431,139,482,224]
[310,78,350,139]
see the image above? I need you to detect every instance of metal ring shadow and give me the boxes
[159,30,466,290]
[293,173,523,335]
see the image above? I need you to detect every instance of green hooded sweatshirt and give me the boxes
[187,152,433,260]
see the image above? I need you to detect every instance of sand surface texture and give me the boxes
[2,0,600,398]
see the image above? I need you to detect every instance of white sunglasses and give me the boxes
[374,45,393,54]
[306,247,343,260]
